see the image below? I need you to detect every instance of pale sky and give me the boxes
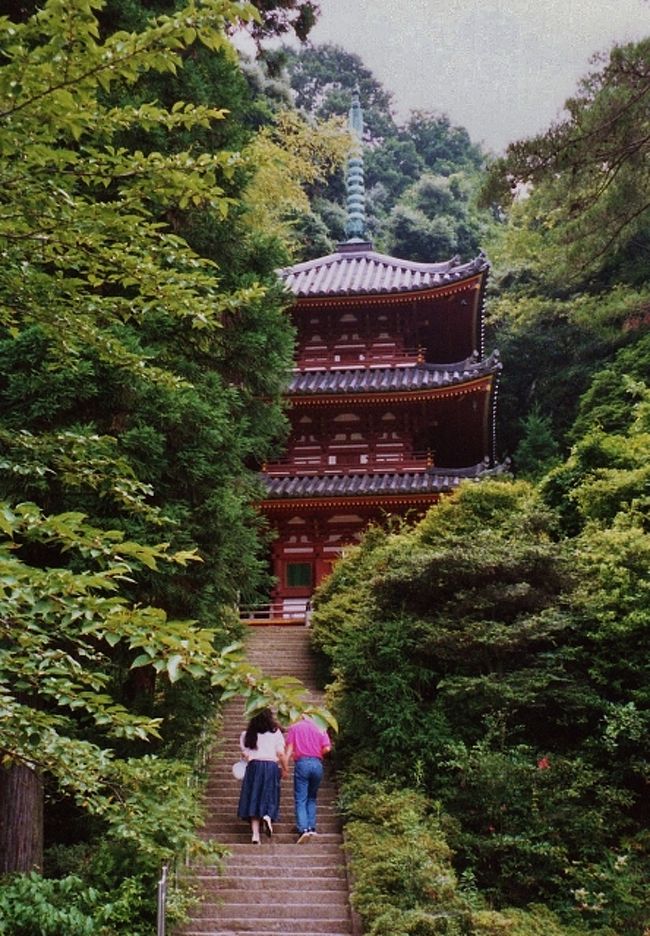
[306,0,649,153]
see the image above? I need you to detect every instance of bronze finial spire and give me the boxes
[344,86,367,242]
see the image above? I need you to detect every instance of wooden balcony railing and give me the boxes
[264,451,434,477]
[239,601,310,624]
[295,346,425,370]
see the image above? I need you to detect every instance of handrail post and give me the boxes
[157,863,168,936]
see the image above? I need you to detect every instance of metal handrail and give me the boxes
[157,864,168,936]
[154,713,220,933]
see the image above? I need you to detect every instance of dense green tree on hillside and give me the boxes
[281,43,493,260]
[483,37,650,288]
[0,0,339,900]
[281,42,396,141]
[384,171,487,261]
[311,477,649,931]
[481,39,650,465]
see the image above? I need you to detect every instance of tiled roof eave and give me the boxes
[289,353,501,396]
[260,462,504,502]
[278,248,489,300]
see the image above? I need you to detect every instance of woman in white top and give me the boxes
[237,708,288,844]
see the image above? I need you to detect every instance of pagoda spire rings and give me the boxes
[344,88,367,242]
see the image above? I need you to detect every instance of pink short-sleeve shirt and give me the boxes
[286,717,331,761]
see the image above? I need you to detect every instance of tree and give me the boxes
[0,0,336,878]
[310,476,649,927]
[512,404,560,479]
[384,171,488,261]
[482,38,650,286]
[404,110,484,175]
[281,42,396,142]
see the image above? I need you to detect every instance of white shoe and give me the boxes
[296,831,311,844]
[262,815,273,838]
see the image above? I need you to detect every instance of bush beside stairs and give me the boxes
[176,625,358,936]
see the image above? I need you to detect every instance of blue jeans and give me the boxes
[293,757,323,833]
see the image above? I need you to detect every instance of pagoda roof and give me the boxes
[290,352,500,396]
[263,461,502,500]
[279,242,489,300]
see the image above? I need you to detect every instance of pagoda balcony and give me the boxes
[263,451,434,477]
[295,346,425,371]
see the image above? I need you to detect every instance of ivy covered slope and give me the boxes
[0,1,341,932]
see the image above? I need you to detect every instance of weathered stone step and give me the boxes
[203,816,340,828]
[181,931,352,936]
[209,833,343,845]
[189,875,349,891]
[201,841,347,859]
[186,914,352,931]
[199,888,350,905]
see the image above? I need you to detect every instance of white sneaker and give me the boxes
[296,831,311,844]
[262,815,273,838]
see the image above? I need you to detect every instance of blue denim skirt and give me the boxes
[237,760,281,821]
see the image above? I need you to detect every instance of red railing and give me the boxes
[239,601,310,624]
[295,346,424,370]
[264,451,434,477]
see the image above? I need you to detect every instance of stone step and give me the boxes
[189,875,349,892]
[203,815,341,827]
[208,833,343,845]
[201,842,347,860]
[192,858,348,874]
[197,889,350,905]
[181,931,352,936]
[184,914,352,932]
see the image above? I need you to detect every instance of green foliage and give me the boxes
[0,872,113,936]
[569,332,650,441]
[312,477,649,931]
[340,778,590,936]
[341,779,470,935]
[482,38,650,287]
[542,385,650,534]
[0,860,192,936]
[487,291,620,461]
[281,43,493,261]
[513,405,561,479]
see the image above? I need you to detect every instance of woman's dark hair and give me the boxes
[244,708,279,750]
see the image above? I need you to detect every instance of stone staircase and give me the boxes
[176,626,358,936]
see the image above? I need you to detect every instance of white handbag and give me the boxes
[232,759,247,780]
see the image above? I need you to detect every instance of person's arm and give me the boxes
[277,733,290,778]
[279,749,290,778]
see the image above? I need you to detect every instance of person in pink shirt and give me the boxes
[285,714,331,844]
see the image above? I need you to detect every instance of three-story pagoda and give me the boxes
[257,94,501,620]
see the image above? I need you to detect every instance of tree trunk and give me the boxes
[0,763,43,873]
